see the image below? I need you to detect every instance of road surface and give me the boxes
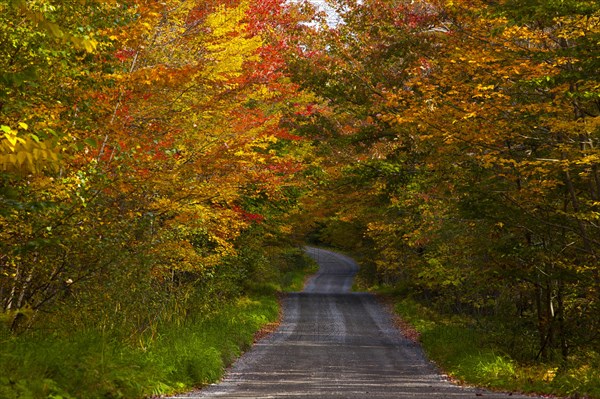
[170,247,539,398]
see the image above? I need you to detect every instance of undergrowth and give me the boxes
[391,297,600,399]
[0,250,317,399]
[0,295,278,399]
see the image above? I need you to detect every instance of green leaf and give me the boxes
[84,138,98,148]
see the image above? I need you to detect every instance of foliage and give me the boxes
[394,296,600,398]
[0,293,277,399]
[287,0,599,395]
[0,247,313,398]
[1,0,599,397]
[0,0,314,331]
[0,0,318,396]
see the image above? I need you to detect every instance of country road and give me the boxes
[170,247,540,399]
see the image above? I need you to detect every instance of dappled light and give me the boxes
[1,0,598,398]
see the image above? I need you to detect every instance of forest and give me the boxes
[0,0,598,398]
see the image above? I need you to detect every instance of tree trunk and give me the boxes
[5,263,20,311]
[556,278,568,363]
[535,274,548,361]
[564,168,594,255]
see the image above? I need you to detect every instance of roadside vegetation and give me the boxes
[2,0,598,398]
[1,294,278,399]
[387,293,600,399]
[1,1,318,398]
[291,0,599,398]
[0,248,316,399]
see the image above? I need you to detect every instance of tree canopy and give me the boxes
[1,0,598,393]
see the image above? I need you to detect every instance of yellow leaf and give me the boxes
[16,152,27,167]
[83,38,98,53]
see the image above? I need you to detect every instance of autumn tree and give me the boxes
[0,0,315,334]
[287,0,599,363]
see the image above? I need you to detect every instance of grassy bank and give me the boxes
[0,250,317,399]
[390,296,600,399]
[0,294,278,399]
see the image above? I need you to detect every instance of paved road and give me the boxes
[171,247,539,398]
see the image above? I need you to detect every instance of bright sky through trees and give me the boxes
[296,0,343,26]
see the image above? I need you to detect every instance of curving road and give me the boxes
[170,247,540,399]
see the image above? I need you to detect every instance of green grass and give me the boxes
[280,258,319,292]
[0,248,318,399]
[0,294,279,399]
[392,297,600,399]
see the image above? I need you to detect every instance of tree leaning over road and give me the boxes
[0,0,315,333]
[288,0,599,369]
